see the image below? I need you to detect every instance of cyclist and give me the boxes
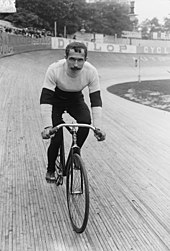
[40,41,106,182]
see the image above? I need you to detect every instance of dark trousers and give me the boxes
[47,101,91,172]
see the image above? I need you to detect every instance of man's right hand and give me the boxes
[41,127,53,139]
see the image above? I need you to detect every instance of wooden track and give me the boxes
[0,50,170,251]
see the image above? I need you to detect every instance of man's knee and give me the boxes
[78,111,91,124]
[83,116,91,124]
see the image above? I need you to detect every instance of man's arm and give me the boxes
[90,91,105,141]
[88,67,106,141]
[40,88,54,128]
[40,64,56,137]
[90,91,102,129]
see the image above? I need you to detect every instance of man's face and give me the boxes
[66,49,86,72]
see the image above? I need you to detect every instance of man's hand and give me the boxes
[94,128,106,141]
[41,126,53,139]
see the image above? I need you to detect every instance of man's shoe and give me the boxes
[46,171,56,182]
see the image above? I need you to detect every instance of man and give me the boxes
[40,41,105,182]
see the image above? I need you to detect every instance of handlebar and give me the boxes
[49,123,96,135]
[42,123,106,141]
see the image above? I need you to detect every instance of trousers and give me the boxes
[47,99,91,172]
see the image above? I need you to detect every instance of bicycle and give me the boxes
[48,122,105,233]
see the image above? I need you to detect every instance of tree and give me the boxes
[81,2,131,36]
[163,17,170,32]
[0,0,132,36]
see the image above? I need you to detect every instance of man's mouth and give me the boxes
[71,67,81,71]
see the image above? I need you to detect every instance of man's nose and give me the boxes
[74,60,78,66]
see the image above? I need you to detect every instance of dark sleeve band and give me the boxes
[40,88,55,105]
[90,90,102,107]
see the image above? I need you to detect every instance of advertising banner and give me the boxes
[51,37,137,54]
[137,45,170,54]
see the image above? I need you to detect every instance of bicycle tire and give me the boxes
[66,153,89,233]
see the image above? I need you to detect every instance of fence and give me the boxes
[1,31,170,59]
[0,32,51,58]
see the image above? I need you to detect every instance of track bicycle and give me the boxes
[48,122,104,233]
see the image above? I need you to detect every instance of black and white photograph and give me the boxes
[0,0,170,250]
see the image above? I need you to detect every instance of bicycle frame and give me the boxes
[51,123,95,177]
[53,124,87,177]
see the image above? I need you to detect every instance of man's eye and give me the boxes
[69,58,84,62]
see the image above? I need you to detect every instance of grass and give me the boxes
[107,79,170,112]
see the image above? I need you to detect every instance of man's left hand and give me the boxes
[94,128,106,141]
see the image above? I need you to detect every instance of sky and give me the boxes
[135,0,170,23]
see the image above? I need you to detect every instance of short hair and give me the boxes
[65,42,87,59]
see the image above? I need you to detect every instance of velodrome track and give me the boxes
[1,50,170,251]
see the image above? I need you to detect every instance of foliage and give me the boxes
[139,17,170,39]
[164,17,170,32]
[83,2,131,36]
[0,0,133,36]
[1,0,170,38]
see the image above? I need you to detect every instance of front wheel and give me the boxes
[66,153,89,233]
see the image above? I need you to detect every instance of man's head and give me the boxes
[65,42,88,72]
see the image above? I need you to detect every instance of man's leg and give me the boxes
[46,106,64,180]
[47,130,62,173]
[68,101,91,148]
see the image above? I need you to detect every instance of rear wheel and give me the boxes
[66,153,89,233]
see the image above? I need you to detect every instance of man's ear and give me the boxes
[64,53,68,59]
